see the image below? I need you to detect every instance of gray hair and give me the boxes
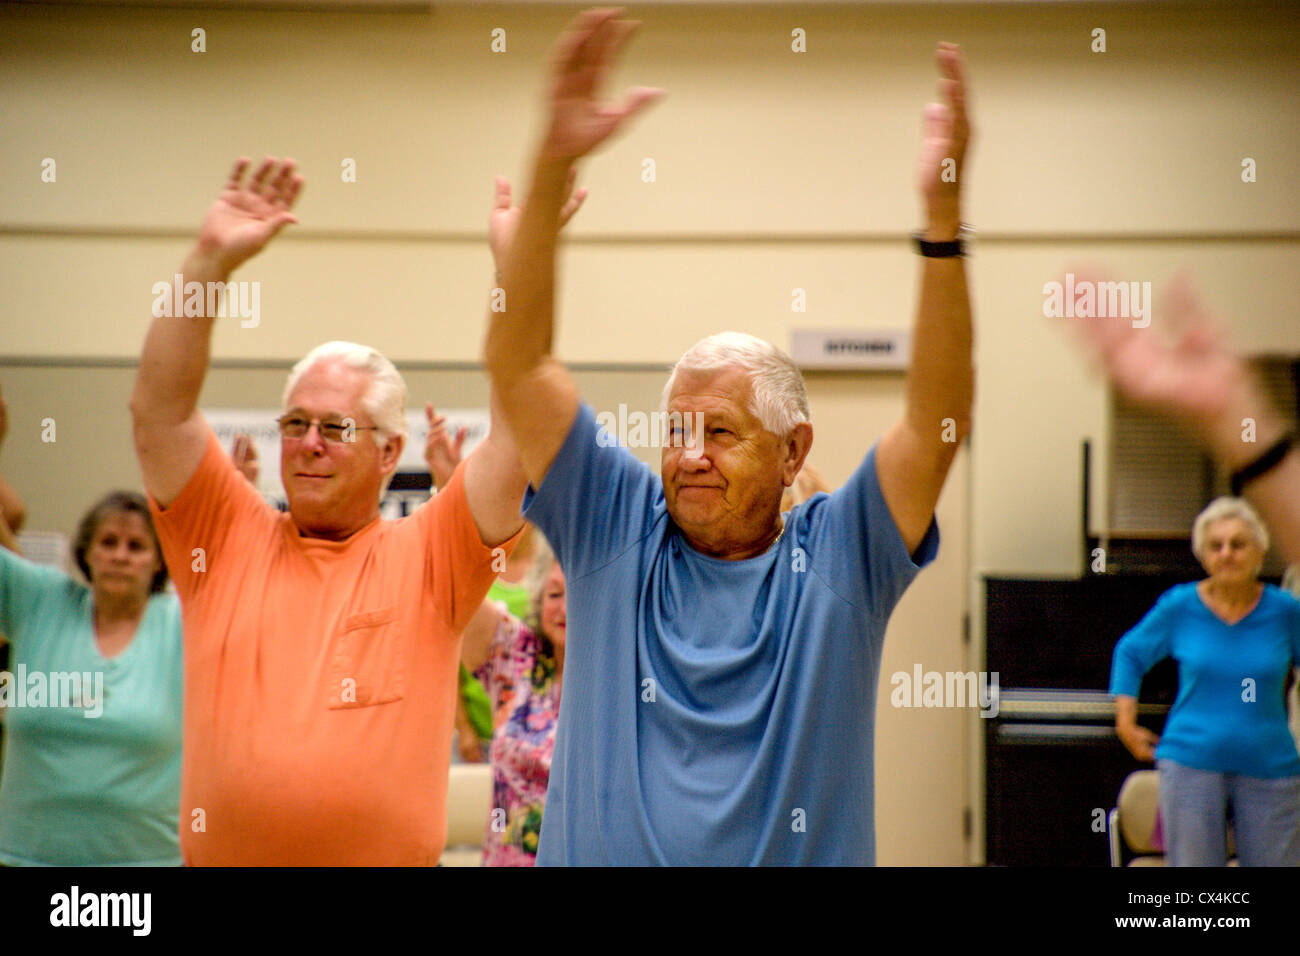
[282,341,408,442]
[1191,496,1269,561]
[1282,565,1300,598]
[661,331,810,438]
[524,533,559,635]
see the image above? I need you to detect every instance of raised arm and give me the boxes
[875,43,975,557]
[454,172,590,546]
[483,9,662,489]
[130,157,302,506]
[461,598,505,677]
[1064,274,1300,567]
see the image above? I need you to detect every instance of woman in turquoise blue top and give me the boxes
[0,491,183,865]
[1111,497,1300,866]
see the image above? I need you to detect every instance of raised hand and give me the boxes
[489,170,588,272]
[1064,272,1248,434]
[230,433,260,486]
[917,43,972,230]
[539,8,664,165]
[425,402,467,490]
[193,157,304,275]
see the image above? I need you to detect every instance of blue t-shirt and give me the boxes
[0,547,183,865]
[524,404,939,865]
[1110,582,1300,778]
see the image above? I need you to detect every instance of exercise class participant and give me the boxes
[1112,498,1300,866]
[486,9,974,864]
[460,534,566,865]
[130,158,527,865]
[0,484,181,866]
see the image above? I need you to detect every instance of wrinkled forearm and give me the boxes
[905,234,974,449]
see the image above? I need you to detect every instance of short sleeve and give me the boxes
[1109,587,1182,697]
[522,403,662,582]
[147,427,277,603]
[803,443,940,620]
[0,546,75,651]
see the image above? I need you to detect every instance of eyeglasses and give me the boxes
[277,415,381,444]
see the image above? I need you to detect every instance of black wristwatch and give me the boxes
[913,223,973,258]
[1230,432,1294,497]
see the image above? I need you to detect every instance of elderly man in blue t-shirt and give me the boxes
[486,9,974,865]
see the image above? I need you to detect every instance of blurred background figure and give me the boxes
[781,461,830,514]
[1110,497,1300,866]
[425,402,541,763]
[0,387,271,865]
[230,432,260,486]
[0,478,183,865]
[460,535,564,865]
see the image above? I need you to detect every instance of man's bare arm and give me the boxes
[876,43,975,556]
[483,10,662,490]
[462,387,531,547]
[131,157,302,506]
[449,172,589,546]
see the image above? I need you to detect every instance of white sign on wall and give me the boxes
[790,329,911,370]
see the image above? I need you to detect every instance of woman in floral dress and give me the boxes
[462,536,565,866]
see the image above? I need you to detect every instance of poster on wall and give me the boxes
[202,407,490,518]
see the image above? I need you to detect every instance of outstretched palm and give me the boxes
[489,171,588,270]
[916,43,971,219]
[424,403,467,489]
[540,9,663,164]
[196,157,304,273]
[1072,275,1244,426]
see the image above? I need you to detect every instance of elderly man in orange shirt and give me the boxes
[130,158,527,865]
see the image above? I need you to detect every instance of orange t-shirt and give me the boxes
[149,430,504,865]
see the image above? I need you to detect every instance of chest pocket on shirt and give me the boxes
[326,606,405,709]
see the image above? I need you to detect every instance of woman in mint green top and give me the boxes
[0,491,182,865]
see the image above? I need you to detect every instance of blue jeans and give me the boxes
[1158,758,1300,866]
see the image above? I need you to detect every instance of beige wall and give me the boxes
[2,2,1297,865]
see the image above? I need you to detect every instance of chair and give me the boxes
[439,762,493,866]
[1108,768,1237,866]
[1109,769,1165,866]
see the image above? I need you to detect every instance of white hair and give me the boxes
[1282,565,1300,598]
[661,332,810,437]
[524,533,559,636]
[1191,496,1269,560]
[282,341,408,441]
